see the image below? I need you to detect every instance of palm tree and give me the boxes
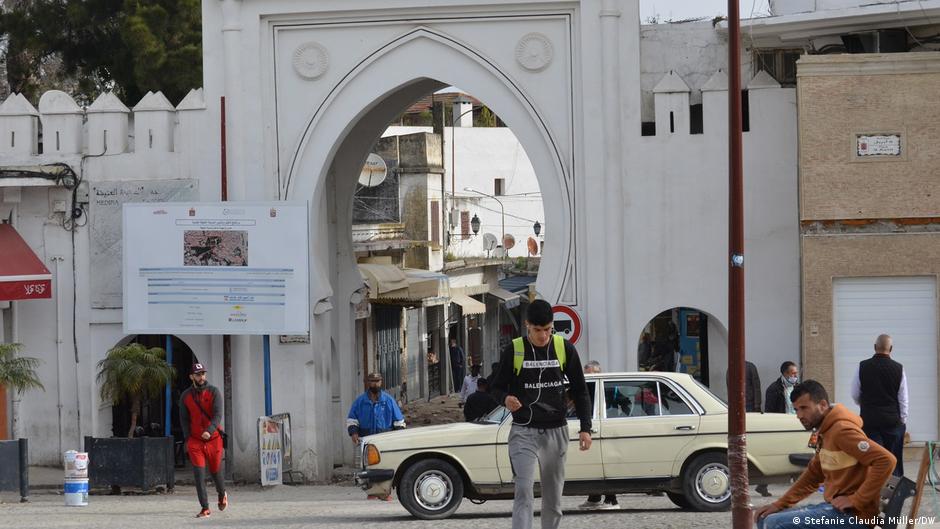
[0,342,44,393]
[96,343,175,438]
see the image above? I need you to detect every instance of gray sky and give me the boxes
[640,0,772,22]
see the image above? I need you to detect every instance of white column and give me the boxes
[600,0,627,363]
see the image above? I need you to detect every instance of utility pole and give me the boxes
[727,1,752,528]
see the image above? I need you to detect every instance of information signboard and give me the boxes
[123,202,309,335]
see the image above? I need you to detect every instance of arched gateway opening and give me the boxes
[279,27,576,464]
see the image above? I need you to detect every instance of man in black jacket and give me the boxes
[463,377,499,422]
[765,361,799,414]
[726,361,762,412]
[491,300,593,529]
[852,334,908,476]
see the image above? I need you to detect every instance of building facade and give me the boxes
[798,52,940,443]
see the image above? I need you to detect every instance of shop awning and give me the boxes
[488,287,522,309]
[359,263,409,295]
[0,224,52,301]
[451,293,486,315]
[358,264,449,303]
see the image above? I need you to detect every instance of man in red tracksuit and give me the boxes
[179,362,228,518]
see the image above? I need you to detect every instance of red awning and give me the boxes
[0,224,52,301]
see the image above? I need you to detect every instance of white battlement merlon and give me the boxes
[176,88,207,162]
[0,93,40,156]
[87,91,130,155]
[701,69,729,139]
[38,90,84,155]
[652,71,691,136]
[746,71,788,134]
[133,91,176,153]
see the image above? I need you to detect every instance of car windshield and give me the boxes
[481,405,511,424]
[693,378,727,409]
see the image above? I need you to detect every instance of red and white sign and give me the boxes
[0,224,52,301]
[552,305,582,344]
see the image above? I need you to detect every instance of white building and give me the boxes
[0,0,838,481]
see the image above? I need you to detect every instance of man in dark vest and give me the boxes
[851,334,908,476]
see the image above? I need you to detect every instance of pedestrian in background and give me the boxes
[460,364,482,406]
[765,361,799,414]
[449,337,465,393]
[757,360,799,496]
[578,360,618,510]
[491,300,593,529]
[852,334,908,476]
[726,360,762,412]
[464,377,499,422]
[179,363,228,518]
[346,372,405,446]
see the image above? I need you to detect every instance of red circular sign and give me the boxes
[552,305,582,344]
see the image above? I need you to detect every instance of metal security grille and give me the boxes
[374,305,402,392]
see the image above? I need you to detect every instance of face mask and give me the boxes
[786,376,798,385]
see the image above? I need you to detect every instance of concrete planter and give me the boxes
[84,436,174,491]
[0,438,29,501]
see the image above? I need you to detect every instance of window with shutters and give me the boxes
[460,210,470,239]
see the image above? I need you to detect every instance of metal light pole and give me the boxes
[464,186,505,255]
[727,1,752,528]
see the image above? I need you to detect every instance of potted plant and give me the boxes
[86,343,176,492]
[0,342,43,501]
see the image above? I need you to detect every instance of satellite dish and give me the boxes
[358,153,388,187]
[503,233,516,250]
[482,233,498,252]
[527,237,538,256]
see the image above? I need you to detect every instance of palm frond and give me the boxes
[0,343,44,393]
[96,343,175,406]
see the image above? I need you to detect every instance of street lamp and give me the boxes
[533,220,541,237]
[470,213,481,235]
[464,186,505,254]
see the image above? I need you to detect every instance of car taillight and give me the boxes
[366,444,381,466]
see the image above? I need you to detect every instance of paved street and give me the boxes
[0,482,738,529]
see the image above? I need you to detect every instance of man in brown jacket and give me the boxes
[753,380,895,529]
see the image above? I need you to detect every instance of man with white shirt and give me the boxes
[851,334,908,476]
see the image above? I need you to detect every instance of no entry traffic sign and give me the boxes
[552,305,582,344]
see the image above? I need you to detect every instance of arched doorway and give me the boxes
[108,335,195,444]
[637,307,715,386]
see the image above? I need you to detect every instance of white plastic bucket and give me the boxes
[64,450,89,479]
[64,478,89,506]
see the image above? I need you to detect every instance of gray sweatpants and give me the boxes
[509,424,568,529]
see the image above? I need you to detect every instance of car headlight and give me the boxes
[365,443,381,466]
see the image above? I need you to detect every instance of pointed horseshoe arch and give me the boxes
[282,26,576,303]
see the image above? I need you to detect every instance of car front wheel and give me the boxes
[397,458,464,520]
[681,452,732,512]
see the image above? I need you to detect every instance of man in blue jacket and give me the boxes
[346,372,406,445]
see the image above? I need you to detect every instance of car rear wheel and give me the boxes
[397,458,464,520]
[666,491,692,510]
[681,452,732,512]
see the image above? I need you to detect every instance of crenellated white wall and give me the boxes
[0,88,218,465]
[625,68,799,397]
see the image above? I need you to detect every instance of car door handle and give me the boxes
[675,425,696,431]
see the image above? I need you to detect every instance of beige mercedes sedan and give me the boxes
[356,372,813,520]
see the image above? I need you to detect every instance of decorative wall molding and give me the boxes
[293,42,330,80]
[515,33,554,72]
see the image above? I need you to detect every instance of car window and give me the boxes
[482,405,511,424]
[659,382,695,415]
[564,381,596,419]
[604,380,661,418]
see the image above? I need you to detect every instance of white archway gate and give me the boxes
[203,0,635,480]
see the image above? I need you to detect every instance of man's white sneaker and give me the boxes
[578,500,604,510]
[599,502,620,510]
